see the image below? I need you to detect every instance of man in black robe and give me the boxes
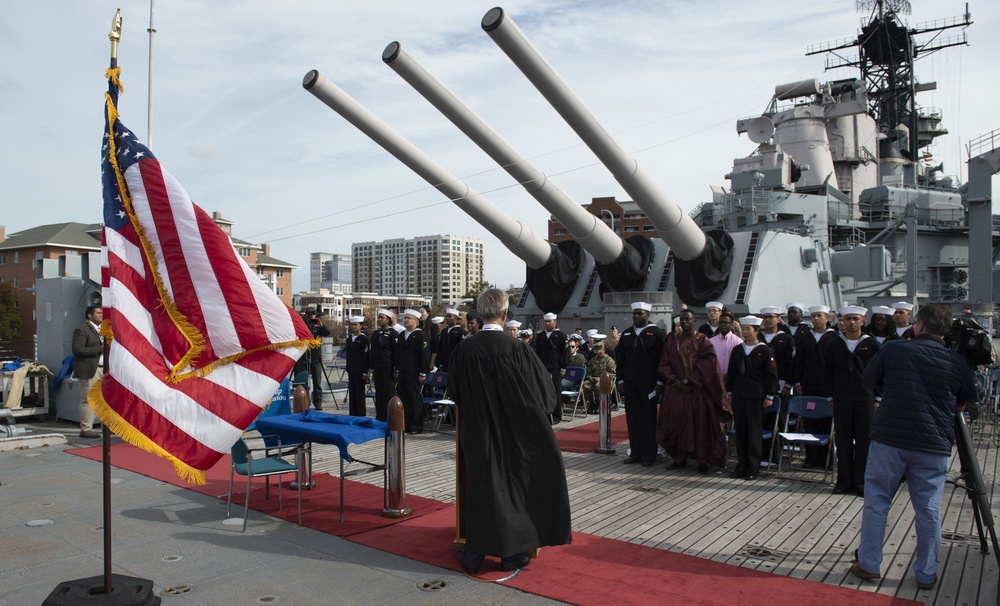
[447,288,572,574]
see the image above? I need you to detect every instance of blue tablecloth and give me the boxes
[254,411,388,462]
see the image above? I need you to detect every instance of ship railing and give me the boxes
[969,129,1000,158]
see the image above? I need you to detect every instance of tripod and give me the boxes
[948,410,1000,572]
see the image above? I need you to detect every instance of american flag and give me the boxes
[96,68,315,483]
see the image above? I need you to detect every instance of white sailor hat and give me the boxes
[518,329,533,337]
[872,305,894,316]
[839,305,868,317]
[808,305,831,315]
[431,316,444,324]
[739,316,763,326]
[377,308,394,319]
[891,301,915,311]
[631,301,652,311]
[705,301,724,310]
[348,315,364,324]
[542,312,558,321]
[445,308,460,316]
[505,320,522,328]
[759,306,783,315]
[402,308,421,319]
[785,302,806,312]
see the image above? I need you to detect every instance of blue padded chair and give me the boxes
[776,395,835,484]
[560,366,588,419]
[226,437,302,532]
[421,372,453,431]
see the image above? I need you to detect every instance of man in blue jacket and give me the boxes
[850,303,978,590]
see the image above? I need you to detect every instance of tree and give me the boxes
[459,281,493,310]
[0,282,20,342]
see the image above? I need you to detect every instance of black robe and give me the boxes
[447,330,572,557]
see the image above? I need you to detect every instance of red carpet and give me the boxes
[69,444,917,606]
[350,506,918,606]
[68,443,449,537]
[555,413,629,453]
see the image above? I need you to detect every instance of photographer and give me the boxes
[304,308,331,410]
[851,303,978,590]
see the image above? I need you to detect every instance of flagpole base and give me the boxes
[381,506,412,519]
[45,574,160,605]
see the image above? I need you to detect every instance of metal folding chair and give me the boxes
[776,395,836,484]
[560,366,587,419]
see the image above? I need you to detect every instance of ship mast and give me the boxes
[806,0,971,185]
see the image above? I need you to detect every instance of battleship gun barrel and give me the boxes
[481,7,705,261]
[382,41,623,265]
[303,69,551,269]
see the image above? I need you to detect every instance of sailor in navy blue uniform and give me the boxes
[825,305,881,495]
[726,315,779,480]
[345,315,370,416]
[533,312,569,424]
[369,309,399,422]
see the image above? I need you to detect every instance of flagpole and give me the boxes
[44,10,160,606]
[102,12,121,595]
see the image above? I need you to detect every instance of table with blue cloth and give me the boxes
[255,410,389,522]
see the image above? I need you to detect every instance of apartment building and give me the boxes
[352,234,485,305]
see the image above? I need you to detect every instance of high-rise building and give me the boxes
[310,252,352,293]
[352,234,485,305]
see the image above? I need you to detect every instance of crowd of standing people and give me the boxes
[298,295,978,586]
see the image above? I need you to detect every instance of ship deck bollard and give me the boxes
[382,396,412,518]
[595,372,615,454]
[290,385,315,489]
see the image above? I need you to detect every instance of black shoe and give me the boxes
[79,430,101,439]
[698,463,709,474]
[314,403,323,411]
[854,486,865,498]
[623,457,637,465]
[461,550,485,575]
[833,485,852,495]
[667,460,687,470]
[745,474,757,481]
[641,461,654,467]
[730,467,746,479]
[501,552,530,571]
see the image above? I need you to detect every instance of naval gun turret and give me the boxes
[382,41,652,312]
[482,8,735,308]
[303,69,584,312]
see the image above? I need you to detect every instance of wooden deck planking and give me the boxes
[300,390,999,606]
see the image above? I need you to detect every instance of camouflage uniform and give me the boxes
[582,352,617,413]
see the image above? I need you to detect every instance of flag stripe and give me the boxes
[98,73,311,483]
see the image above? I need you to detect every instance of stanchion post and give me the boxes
[595,371,615,454]
[289,384,315,489]
[382,396,412,518]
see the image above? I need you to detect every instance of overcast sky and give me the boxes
[1,1,996,294]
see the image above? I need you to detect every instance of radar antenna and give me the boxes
[806,0,970,181]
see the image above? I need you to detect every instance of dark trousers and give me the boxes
[397,371,423,432]
[372,368,395,422]
[623,382,658,464]
[548,369,562,422]
[832,398,873,490]
[347,371,367,417]
[732,396,763,476]
[309,361,325,408]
